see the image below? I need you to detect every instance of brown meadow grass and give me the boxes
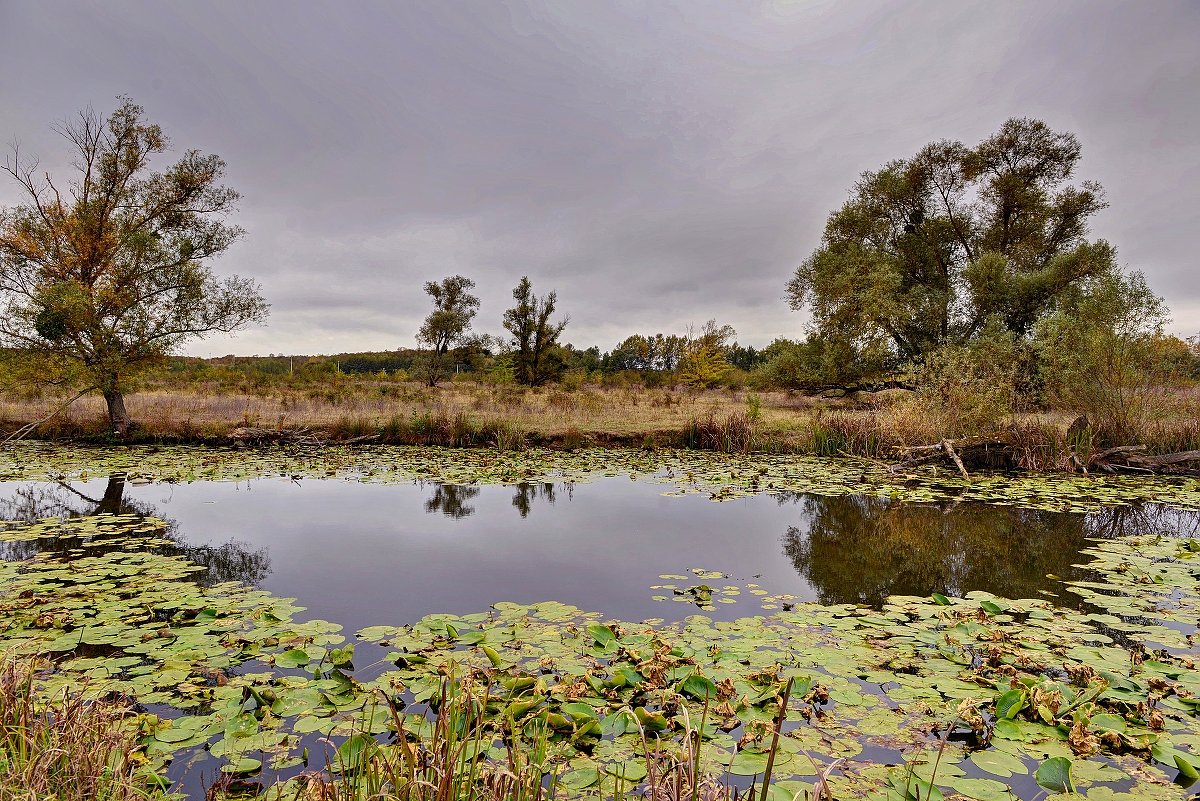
[2,376,1197,460]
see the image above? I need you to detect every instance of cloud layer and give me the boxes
[2,1,1197,355]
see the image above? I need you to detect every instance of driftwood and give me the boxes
[228,426,325,446]
[890,431,1200,477]
[227,426,381,446]
[1095,448,1200,474]
[890,433,1016,475]
[941,439,970,480]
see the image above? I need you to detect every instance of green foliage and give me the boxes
[677,343,729,389]
[677,320,736,390]
[605,333,687,372]
[0,98,267,436]
[1035,271,1188,444]
[754,334,889,390]
[416,275,480,387]
[484,353,517,385]
[788,118,1115,363]
[745,392,762,421]
[906,321,1024,437]
[502,277,568,386]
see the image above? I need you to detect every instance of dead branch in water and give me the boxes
[890,432,1200,477]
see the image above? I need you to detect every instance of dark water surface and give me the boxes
[4,474,1198,635]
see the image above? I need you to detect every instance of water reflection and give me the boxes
[424,483,481,518]
[1082,503,1200,539]
[0,475,271,587]
[421,482,574,519]
[779,494,1199,606]
[4,475,1198,627]
[511,482,570,518]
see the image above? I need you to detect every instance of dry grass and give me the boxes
[3,375,1198,462]
[0,381,820,443]
[0,654,160,801]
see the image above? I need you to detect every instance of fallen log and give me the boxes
[941,439,970,480]
[890,433,1015,473]
[228,426,324,446]
[890,433,1200,476]
[1135,450,1200,467]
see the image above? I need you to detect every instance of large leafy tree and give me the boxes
[416,274,479,386]
[787,118,1114,362]
[0,98,267,436]
[501,276,568,386]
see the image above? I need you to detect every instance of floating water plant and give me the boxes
[3,442,1200,513]
[2,450,1199,798]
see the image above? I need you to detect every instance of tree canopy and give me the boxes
[787,118,1115,363]
[0,98,267,435]
[677,320,736,389]
[502,276,567,386]
[416,274,479,386]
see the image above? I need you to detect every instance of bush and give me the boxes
[753,334,890,391]
[902,324,1023,438]
[1035,271,1189,445]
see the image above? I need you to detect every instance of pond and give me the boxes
[1,445,1199,800]
[4,473,1197,630]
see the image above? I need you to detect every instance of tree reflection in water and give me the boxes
[423,483,481,518]
[511,482,572,518]
[0,475,271,587]
[779,493,1200,607]
[422,481,574,519]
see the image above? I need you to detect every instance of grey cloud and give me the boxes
[1,0,1197,357]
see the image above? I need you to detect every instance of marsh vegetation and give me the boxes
[0,445,1198,799]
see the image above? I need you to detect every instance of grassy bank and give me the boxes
[3,379,1199,467]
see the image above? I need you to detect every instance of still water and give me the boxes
[3,473,1196,637]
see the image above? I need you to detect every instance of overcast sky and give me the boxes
[2,1,1197,356]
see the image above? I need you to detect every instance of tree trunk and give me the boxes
[95,474,128,514]
[103,388,133,438]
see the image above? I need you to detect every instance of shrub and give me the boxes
[1036,271,1189,445]
[902,325,1022,439]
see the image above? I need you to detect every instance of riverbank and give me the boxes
[2,382,1198,471]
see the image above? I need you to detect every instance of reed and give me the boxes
[0,654,163,801]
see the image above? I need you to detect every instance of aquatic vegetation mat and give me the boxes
[3,442,1200,513]
[1,509,1198,799]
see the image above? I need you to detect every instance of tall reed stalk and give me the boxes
[0,654,160,801]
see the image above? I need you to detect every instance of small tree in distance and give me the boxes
[502,276,568,386]
[678,319,735,390]
[416,275,479,386]
[0,98,268,437]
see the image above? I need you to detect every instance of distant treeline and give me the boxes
[175,336,770,380]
